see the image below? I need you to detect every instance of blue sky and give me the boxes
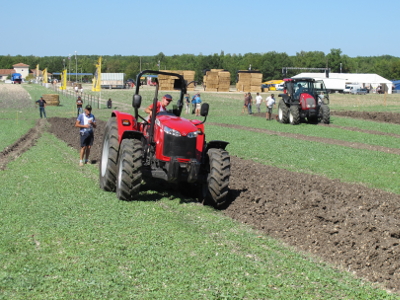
[3,0,399,58]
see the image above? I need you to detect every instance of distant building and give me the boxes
[0,63,46,82]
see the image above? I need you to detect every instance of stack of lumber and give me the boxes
[158,70,196,91]
[42,94,60,106]
[236,71,263,93]
[203,69,231,92]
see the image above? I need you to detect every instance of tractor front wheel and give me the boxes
[289,105,300,125]
[116,139,143,201]
[202,148,230,207]
[100,117,119,191]
[278,100,289,123]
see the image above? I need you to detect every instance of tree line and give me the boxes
[1,49,399,83]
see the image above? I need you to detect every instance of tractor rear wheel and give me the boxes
[289,105,300,125]
[100,117,119,191]
[116,139,143,201]
[320,105,330,124]
[203,148,230,207]
[278,100,289,123]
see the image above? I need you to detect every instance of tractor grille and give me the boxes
[306,97,316,109]
[163,134,196,159]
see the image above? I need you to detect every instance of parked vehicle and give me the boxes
[277,77,330,125]
[351,88,368,95]
[11,73,22,84]
[100,70,231,206]
[101,73,126,89]
[343,84,362,94]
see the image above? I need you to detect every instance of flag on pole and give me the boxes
[92,57,102,92]
[60,69,67,90]
[43,68,48,83]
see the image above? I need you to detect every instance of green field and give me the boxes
[1,83,400,299]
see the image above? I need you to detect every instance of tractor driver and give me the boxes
[144,94,173,121]
[294,83,304,98]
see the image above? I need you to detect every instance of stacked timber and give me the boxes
[158,70,196,91]
[203,69,231,92]
[236,71,263,93]
[42,94,60,106]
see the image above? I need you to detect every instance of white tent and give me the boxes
[293,72,393,94]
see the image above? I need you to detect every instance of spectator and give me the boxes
[255,92,263,113]
[107,98,112,109]
[75,105,96,166]
[35,96,47,118]
[184,93,190,114]
[247,92,253,114]
[265,94,276,120]
[76,96,83,117]
[194,93,202,116]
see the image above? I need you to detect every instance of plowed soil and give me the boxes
[4,110,400,292]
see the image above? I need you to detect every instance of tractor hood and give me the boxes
[157,115,199,136]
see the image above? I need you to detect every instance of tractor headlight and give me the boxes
[187,131,198,138]
[164,126,181,137]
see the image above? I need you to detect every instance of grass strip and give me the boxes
[0,133,396,299]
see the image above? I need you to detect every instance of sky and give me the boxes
[3,0,399,58]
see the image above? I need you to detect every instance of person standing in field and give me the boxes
[247,92,253,114]
[107,98,112,109]
[75,105,96,166]
[265,94,276,120]
[242,93,248,114]
[76,96,83,117]
[255,92,263,113]
[194,93,202,116]
[184,93,190,114]
[35,96,47,118]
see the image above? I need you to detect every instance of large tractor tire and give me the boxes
[116,139,143,201]
[289,105,300,125]
[203,148,230,207]
[278,100,289,123]
[320,105,331,124]
[100,117,119,191]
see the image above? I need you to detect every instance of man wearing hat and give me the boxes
[75,105,97,166]
[144,94,173,120]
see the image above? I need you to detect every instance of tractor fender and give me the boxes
[111,110,139,143]
[279,94,290,105]
[121,130,144,141]
[205,140,229,152]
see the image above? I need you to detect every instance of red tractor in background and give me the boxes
[277,77,330,125]
[99,70,230,206]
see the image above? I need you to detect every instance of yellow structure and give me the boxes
[262,80,284,91]
[43,68,48,83]
[92,57,102,92]
[60,69,67,90]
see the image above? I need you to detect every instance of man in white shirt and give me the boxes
[265,94,276,120]
[255,92,263,113]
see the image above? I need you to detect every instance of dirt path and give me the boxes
[0,119,46,170]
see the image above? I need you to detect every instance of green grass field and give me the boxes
[1,83,400,298]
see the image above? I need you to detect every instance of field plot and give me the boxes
[2,84,400,297]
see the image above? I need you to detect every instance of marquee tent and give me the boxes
[293,73,393,94]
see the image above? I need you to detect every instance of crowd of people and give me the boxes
[242,92,276,120]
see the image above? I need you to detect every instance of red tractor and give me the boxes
[99,70,230,206]
[277,77,330,125]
